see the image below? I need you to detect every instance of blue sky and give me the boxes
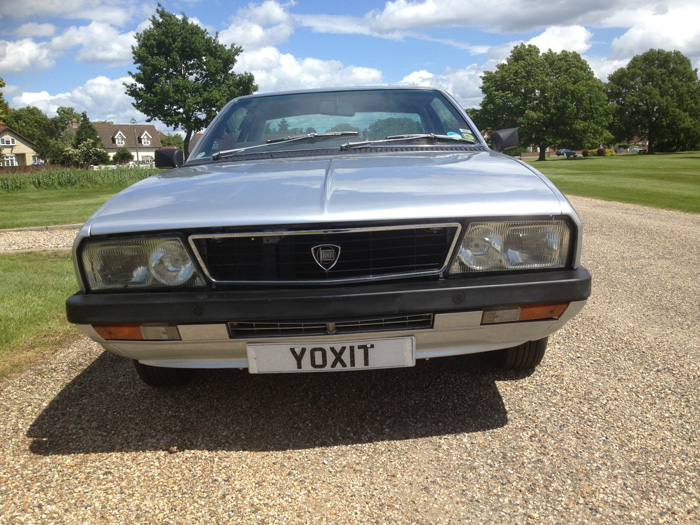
[2,0,699,134]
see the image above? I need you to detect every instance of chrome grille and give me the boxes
[228,314,433,338]
[190,224,460,284]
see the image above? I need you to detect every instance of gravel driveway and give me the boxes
[0,196,698,523]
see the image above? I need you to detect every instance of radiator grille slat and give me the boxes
[190,224,459,284]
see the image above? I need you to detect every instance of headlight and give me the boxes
[80,237,206,291]
[449,220,571,274]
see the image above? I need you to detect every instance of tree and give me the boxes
[74,112,100,146]
[73,140,109,168]
[113,146,134,164]
[3,106,51,144]
[160,133,184,150]
[125,4,257,158]
[34,116,74,165]
[56,106,81,128]
[479,44,611,160]
[0,78,10,122]
[607,49,700,153]
[367,117,422,140]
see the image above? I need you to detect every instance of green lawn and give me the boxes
[0,252,79,379]
[522,151,700,214]
[0,187,119,229]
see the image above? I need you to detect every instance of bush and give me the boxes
[597,147,606,156]
[113,147,134,165]
[504,146,530,157]
[605,148,616,156]
[582,149,589,157]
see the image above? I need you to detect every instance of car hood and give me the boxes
[85,150,571,235]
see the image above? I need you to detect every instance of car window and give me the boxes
[192,89,476,159]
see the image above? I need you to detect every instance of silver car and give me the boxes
[66,87,591,387]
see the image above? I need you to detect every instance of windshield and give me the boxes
[190,89,479,160]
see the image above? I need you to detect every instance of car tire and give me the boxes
[133,360,195,387]
[491,337,548,370]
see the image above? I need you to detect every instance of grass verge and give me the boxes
[0,187,123,229]
[523,151,700,214]
[0,251,79,380]
[0,166,159,229]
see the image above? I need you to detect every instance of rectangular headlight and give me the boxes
[449,220,571,274]
[80,237,206,291]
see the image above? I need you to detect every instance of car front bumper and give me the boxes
[66,267,591,368]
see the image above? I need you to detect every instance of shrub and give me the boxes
[504,146,530,157]
[605,148,616,156]
[582,149,589,157]
[113,147,134,165]
[597,147,606,156]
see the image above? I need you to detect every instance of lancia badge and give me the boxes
[311,244,341,271]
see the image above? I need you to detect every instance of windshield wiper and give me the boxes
[340,133,475,151]
[267,130,359,144]
[212,131,359,160]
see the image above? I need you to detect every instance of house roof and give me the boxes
[0,121,38,146]
[92,123,163,150]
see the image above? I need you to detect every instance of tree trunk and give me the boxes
[183,129,193,159]
[537,144,547,161]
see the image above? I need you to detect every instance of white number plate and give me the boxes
[246,337,415,374]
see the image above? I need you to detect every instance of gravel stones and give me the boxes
[0,225,80,253]
[0,197,698,523]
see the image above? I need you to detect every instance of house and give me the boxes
[93,123,163,164]
[0,121,42,167]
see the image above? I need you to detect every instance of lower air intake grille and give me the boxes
[229,314,433,338]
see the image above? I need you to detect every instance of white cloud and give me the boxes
[609,4,700,61]
[527,26,593,54]
[399,65,485,108]
[0,0,136,26]
[236,47,383,92]
[0,38,54,74]
[220,1,295,50]
[584,56,630,81]
[49,22,135,66]
[12,76,145,124]
[15,23,57,38]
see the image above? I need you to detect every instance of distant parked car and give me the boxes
[629,146,646,153]
[556,149,577,158]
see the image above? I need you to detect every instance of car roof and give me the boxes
[234,85,449,101]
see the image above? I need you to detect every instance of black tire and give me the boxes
[133,360,195,387]
[491,337,548,371]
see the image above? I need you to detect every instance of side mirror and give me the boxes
[155,148,184,169]
[490,128,519,152]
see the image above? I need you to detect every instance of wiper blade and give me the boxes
[266,130,359,144]
[340,133,475,151]
[212,131,359,160]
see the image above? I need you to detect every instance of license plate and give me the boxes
[246,337,415,374]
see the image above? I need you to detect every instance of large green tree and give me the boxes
[607,49,700,153]
[74,111,100,146]
[56,106,81,128]
[479,44,611,160]
[160,133,184,149]
[0,78,10,122]
[2,106,50,143]
[125,5,257,157]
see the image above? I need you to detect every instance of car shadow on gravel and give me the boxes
[27,351,520,456]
